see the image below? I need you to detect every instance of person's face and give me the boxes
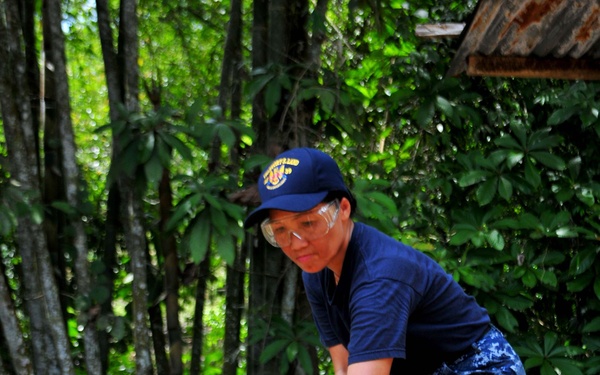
[267,198,352,273]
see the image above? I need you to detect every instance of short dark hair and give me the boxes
[324,191,357,216]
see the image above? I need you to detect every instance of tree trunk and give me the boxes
[149,294,170,375]
[17,0,41,177]
[159,168,184,375]
[246,0,322,373]
[98,0,154,372]
[0,266,33,375]
[0,1,73,374]
[43,0,103,372]
[95,1,124,370]
[222,244,248,375]
[120,184,153,374]
[219,0,245,373]
[98,186,120,373]
[44,0,102,375]
[189,254,211,375]
[4,2,59,372]
[248,237,285,375]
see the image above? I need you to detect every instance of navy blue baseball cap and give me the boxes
[244,148,355,228]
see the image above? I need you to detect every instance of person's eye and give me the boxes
[273,226,287,234]
[299,217,316,228]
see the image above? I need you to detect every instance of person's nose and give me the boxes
[289,231,308,249]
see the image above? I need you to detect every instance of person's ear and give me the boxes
[339,197,352,220]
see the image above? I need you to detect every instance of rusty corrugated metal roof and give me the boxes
[446,0,600,80]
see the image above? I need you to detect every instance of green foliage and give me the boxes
[95,105,196,188]
[516,332,585,375]
[3,0,600,373]
[252,317,321,375]
[167,174,245,265]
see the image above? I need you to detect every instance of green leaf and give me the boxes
[540,361,556,375]
[364,191,399,216]
[544,210,568,229]
[245,72,273,99]
[160,133,192,161]
[459,170,489,187]
[265,80,282,117]
[524,357,544,368]
[449,230,474,246]
[189,214,211,264]
[510,122,527,147]
[569,248,597,275]
[221,201,245,222]
[530,151,566,170]
[494,135,521,150]
[566,273,593,292]
[435,96,453,117]
[519,213,540,229]
[595,276,600,300]
[548,358,583,375]
[216,123,236,148]
[582,316,600,333]
[50,201,78,216]
[506,151,524,169]
[498,177,513,201]
[476,178,497,205]
[416,98,435,128]
[165,194,199,232]
[543,332,558,355]
[138,132,155,163]
[259,339,290,364]
[286,341,299,362]
[495,306,518,332]
[297,345,313,375]
[144,152,164,184]
[320,90,335,114]
[279,356,290,375]
[533,251,565,266]
[30,204,44,225]
[210,205,229,235]
[485,229,505,250]
[215,233,235,266]
[534,269,558,288]
[118,138,142,176]
[524,158,541,188]
[0,209,16,236]
[522,270,537,288]
[470,231,485,247]
[204,192,223,210]
[575,187,595,206]
[528,132,562,151]
[547,107,576,125]
[555,227,578,238]
[500,294,534,311]
[156,136,173,166]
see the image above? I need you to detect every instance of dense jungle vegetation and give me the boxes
[0,0,599,374]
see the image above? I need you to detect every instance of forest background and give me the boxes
[0,0,599,374]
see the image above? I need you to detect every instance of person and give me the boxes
[244,147,526,375]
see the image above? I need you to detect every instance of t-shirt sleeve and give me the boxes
[303,272,341,348]
[346,277,418,365]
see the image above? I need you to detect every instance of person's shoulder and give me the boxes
[353,223,419,259]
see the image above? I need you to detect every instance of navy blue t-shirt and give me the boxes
[302,223,490,374]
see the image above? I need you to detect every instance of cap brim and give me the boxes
[243,191,329,228]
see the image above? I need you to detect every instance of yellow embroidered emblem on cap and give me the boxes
[263,157,300,190]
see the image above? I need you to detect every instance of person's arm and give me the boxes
[329,344,393,375]
[347,358,393,374]
[329,344,349,374]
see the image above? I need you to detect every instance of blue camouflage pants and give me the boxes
[432,326,526,375]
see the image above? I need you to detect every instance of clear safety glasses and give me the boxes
[260,200,340,248]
